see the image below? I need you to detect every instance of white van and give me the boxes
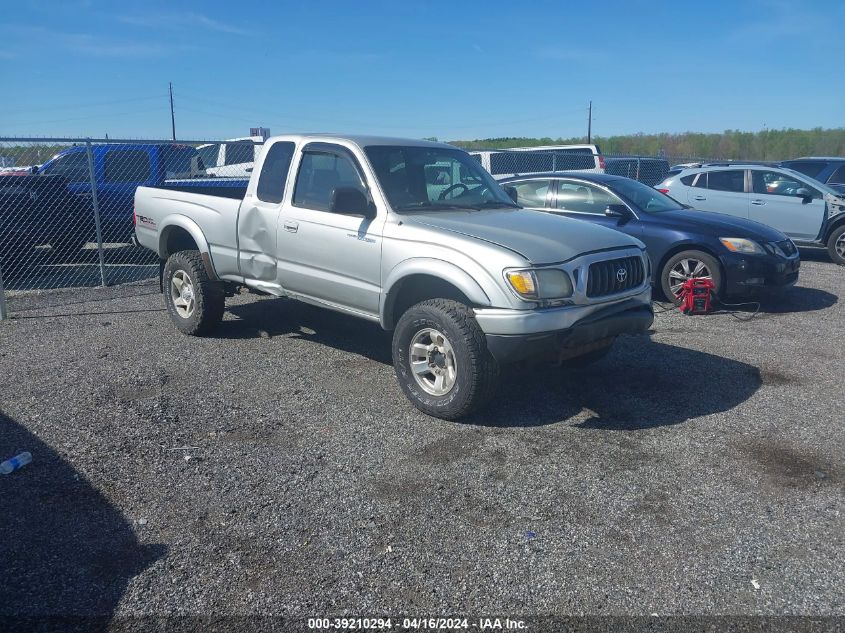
[196,136,264,178]
[469,144,605,179]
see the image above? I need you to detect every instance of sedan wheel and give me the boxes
[668,258,713,298]
[660,250,722,304]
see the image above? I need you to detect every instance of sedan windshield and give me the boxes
[364,145,517,211]
[612,178,681,213]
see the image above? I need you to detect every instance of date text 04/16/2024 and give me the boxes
[307,618,528,630]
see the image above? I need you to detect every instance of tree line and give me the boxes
[449,128,845,161]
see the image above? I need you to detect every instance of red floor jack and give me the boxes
[678,278,715,314]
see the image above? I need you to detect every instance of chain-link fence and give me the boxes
[0,136,720,319]
[0,136,260,317]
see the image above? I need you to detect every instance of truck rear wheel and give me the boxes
[163,250,224,336]
[392,299,498,420]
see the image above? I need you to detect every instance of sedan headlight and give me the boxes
[505,268,573,300]
[719,237,766,255]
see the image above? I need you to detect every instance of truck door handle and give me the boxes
[283,221,298,233]
[693,195,706,201]
[751,199,765,206]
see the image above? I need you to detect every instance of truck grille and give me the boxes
[586,256,645,298]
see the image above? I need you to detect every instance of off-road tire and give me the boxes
[827,225,845,265]
[392,299,499,420]
[660,250,723,304]
[163,250,224,336]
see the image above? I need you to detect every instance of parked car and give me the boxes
[779,157,845,194]
[500,173,800,301]
[470,145,606,179]
[134,134,654,420]
[656,164,845,265]
[470,145,669,185]
[196,136,264,178]
[34,143,244,246]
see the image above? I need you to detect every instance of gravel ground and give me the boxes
[1,251,843,623]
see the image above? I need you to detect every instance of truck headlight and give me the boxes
[719,237,766,255]
[505,268,573,300]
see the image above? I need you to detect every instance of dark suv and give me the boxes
[780,158,845,194]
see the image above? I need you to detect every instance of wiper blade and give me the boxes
[474,200,520,209]
[394,201,470,211]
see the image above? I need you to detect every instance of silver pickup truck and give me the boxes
[134,135,654,419]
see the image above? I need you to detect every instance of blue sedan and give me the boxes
[499,173,801,301]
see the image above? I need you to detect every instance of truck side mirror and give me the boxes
[503,185,518,203]
[330,187,374,218]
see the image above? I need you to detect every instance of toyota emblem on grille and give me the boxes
[616,267,628,283]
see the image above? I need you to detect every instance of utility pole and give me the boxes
[587,100,592,144]
[169,82,176,141]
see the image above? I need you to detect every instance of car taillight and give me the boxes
[598,155,606,170]
[657,188,670,194]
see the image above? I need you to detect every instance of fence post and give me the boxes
[0,256,8,321]
[85,139,108,287]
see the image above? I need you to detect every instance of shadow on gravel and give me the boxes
[224,299,761,430]
[754,285,837,314]
[469,339,762,429]
[0,412,165,626]
[223,297,393,363]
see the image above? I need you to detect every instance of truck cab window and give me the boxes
[256,142,295,203]
[293,151,364,212]
[225,142,254,166]
[104,149,151,183]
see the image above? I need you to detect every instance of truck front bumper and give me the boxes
[475,288,653,364]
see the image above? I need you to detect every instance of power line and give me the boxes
[176,90,587,132]
[0,106,170,129]
[1,94,168,118]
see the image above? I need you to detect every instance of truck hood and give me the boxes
[402,208,642,264]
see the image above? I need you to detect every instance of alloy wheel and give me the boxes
[170,270,196,318]
[408,328,458,396]
[668,258,712,298]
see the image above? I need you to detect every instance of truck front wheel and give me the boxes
[163,250,224,336]
[392,299,499,420]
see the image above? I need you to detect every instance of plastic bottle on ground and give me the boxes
[0,452,32,475]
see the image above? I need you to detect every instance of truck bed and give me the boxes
[159,183,248,200]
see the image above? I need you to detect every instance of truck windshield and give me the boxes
[364,145,517,211]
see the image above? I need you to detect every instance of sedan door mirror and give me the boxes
[795,187,814,203]
[604,203,631,218]
[330,187,374,218]
[503,185,519,204]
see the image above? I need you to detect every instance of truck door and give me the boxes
[748,169,825,240]
[276,143,384,316]
[235,141,296,281]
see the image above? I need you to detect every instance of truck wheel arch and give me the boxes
[381,260,492,330]
[158,216,218,280]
